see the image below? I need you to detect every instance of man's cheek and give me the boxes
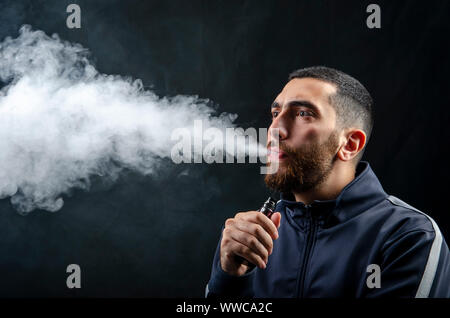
[295,127,320,144]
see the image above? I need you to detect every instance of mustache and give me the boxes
[267,141,295,155]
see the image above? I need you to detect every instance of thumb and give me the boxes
[270,212,281,229]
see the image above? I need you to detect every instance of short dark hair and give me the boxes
[288,66,374,164]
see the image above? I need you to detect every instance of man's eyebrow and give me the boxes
[271,100,320,113]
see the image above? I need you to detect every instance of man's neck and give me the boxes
[292,162,356,205]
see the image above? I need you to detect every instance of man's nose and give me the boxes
[269,112,288,142]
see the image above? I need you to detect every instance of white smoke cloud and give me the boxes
[0,25,265,214]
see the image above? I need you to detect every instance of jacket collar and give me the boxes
[277,161,388,227]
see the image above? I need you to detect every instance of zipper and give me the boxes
[296,204,318,298]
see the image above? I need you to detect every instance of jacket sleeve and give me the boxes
[205,229,256,298]
[364,227,450,298]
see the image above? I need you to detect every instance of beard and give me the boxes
[264,131,339,194]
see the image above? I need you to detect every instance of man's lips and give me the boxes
[267,147,288,161]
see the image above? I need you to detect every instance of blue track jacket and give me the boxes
[206,161,450,297]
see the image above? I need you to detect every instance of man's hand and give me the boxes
[220,211,281,277]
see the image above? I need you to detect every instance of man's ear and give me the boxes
[337,129,366,162]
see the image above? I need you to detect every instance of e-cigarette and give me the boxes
[259,197,277,218]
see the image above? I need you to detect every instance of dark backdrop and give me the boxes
[0,0,448,297]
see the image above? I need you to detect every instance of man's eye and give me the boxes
[271,111,279,118]
[296,110,312,117]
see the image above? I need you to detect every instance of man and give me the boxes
[206,66,450,297]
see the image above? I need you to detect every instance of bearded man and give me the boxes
[206,66,450,298]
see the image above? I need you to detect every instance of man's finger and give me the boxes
[229,241,266,269]
[237,212,279,240]
[229,228,269,262]
[270,212,282,229]
[232,220,273,255]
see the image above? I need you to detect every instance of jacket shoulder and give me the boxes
[384,195,447,298]
[384,195,439,234]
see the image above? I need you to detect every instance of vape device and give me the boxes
[259,197,277,218]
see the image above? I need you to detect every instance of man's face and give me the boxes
[264,77,341,194]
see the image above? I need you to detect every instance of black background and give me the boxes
[0,0,449,297]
